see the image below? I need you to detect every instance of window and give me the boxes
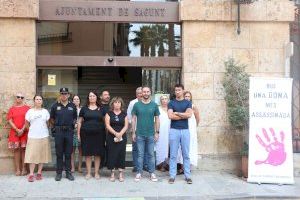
[37,22,181,57]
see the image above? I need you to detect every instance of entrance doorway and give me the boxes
[37,67,141,168]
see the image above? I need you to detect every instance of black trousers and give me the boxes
[54,130,73,174]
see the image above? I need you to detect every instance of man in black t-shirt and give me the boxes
[100,90,110,114]
[100,90,110,167]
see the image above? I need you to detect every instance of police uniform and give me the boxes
[50,88,77,181]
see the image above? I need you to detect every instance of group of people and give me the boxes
[7,84,199,184]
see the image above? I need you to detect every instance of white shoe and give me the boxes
[150,173,158,182]
[135,173,141,182]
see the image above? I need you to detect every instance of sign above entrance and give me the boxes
[39,0,179,23]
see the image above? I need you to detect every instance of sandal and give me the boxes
[85,174,91,180]
[118,170,124,182]
[110,170,115,182]
[15,171,21,176]
[28,175,34,182]
[36,173,42,180]
[95,173,100,180]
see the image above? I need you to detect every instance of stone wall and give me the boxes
[181,0,295,172]
[0,0,38,174]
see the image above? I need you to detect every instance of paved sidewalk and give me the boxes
[0,169,299,200]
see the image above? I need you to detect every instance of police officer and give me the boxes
[50,88,77,181]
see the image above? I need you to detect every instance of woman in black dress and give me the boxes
[77,91,105,180]
[105,97,128,182]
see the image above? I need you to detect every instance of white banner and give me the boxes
[248,77,294,184]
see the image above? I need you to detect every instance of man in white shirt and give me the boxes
[127,87,142,124]
[127,87,148,172]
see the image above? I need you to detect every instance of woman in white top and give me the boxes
[177,91,200,171]
[24,95,52,182]
[184,91,200,167]
[155,95,170,171]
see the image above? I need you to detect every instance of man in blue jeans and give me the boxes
[127,87,149,172]
[168,84,193,184]
[132,86,160,182]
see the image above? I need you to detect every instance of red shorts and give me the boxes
[8,130,28,149]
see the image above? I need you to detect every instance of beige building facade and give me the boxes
[0,0,296,174]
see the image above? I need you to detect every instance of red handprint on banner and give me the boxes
[255,128,286,166]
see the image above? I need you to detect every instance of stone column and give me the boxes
[180,0,295,172]
[0,0,38,174]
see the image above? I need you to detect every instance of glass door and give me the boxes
[37,68,78,110]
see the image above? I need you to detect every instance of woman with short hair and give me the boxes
[77,91,106,180]
[7,93,30,176]
[105,96,128,182]
[24,95,52,182]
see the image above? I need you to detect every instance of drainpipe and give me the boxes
[237,0,241,35]
[235,0,256,35]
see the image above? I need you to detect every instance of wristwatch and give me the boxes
[156,131,159,134]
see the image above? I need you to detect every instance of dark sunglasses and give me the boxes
[16,96,24,99]
[60,93,69,95]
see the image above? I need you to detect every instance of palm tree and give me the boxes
[151,25,168,56]
[149,26,157,57]
[130,24,169,57]
[130,25,152,56]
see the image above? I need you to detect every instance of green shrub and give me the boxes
[223,58,250,130]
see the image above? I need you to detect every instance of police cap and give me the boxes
[59,87,69,94]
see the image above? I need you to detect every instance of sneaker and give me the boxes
[36,173,42,180]
[135,173,141,182]
[28,175,34,182]
[55,173,62,181]
[150,173,158,182]
[168,178,175,184]
[66,172,75,181]
[185,178,192,184]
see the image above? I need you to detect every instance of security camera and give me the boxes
[107,57,114,63]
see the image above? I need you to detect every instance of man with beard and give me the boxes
[100,90,110,167]
[132,86,160,182]
[127,87,149,172]
[100,90,110,114]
